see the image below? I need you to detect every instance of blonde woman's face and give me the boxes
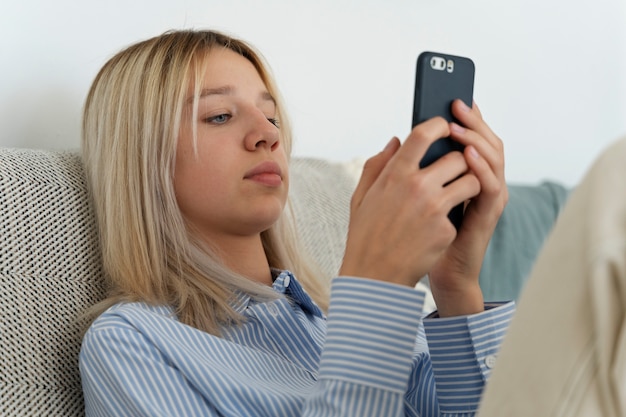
[174,48,289,245]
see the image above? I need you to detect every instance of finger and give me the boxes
[472,100,483,119]
[421,150,469,187]
[391,117,450,172]
[442,171,481,208]
[452,98,483,121]
[451,100,500,149]
[351,137,400,210]
[449,124,502,169]
[449,123,505,181]
[463,145,509,222]
[464,145,502,197]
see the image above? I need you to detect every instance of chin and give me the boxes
[250,206,284,229]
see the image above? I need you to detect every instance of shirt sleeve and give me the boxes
[419,302,515,416]
[80,318,219,417]
[305,276,514,417]
[303,276,426,417]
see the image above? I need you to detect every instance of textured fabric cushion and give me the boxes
[479,181,570,301]
[0,149,105,416]
[289,157,354,278]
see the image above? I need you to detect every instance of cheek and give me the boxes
[173,154,227,219]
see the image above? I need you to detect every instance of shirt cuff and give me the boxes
[319,276,426,394]
[423,301,515,414]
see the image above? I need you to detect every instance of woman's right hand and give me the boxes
[339,117,481,288]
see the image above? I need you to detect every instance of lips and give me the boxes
[244,161,283,187]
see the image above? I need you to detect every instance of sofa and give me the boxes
[0,147,570,416]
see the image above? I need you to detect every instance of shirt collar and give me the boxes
[229,270,324,318]
[272,270,324,318]
[229,291,252,315]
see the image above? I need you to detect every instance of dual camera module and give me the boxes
[430,56,455,73]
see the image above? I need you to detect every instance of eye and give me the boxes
[268,118,280,128]
[205,114,231,124]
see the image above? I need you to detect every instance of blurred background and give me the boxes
[1,0,625,186]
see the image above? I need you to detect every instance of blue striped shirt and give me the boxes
[79,271,514,416]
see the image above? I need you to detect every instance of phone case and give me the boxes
[412,51,475,229]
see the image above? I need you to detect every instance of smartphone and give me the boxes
[412,51,475,229]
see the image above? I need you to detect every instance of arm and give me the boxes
[334,99,509,416]
[416,302,515,416]
[340,99,508,314]
[428,100,508,317]
[80,318,219,417]
[303,277,426,417]
[303,278,515,417]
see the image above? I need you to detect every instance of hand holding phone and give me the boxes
[412,51,475,229]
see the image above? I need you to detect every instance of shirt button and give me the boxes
[484,354,497,369]
[283,275,291,288]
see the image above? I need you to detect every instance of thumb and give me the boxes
[351,137,400,210]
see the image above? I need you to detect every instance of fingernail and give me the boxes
[468,145,479,159]
[458,100,471,112]
[450,123,465,134]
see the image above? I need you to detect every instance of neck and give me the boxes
[210,233,274,286]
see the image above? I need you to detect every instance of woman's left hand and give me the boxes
[428,99,509,317]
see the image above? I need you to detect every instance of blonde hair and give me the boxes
[82,29,329,335]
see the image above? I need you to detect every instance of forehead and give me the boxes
[190,48,267,92]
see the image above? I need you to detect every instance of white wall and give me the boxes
[1,0,625,186]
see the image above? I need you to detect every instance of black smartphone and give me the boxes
[412,51,475,229]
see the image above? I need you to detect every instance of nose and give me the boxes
[244,110,280,152]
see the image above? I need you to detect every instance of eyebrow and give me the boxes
[187,85,275,105]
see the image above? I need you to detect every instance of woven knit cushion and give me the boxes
[0,149,104,416]
[0,149,359,417]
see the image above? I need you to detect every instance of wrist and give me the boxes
[339,257,423,288]
[430,282,484,317]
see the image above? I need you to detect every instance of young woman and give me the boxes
[79,29,512,416]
